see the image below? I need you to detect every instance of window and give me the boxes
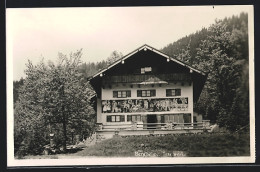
[141,67,152,74]
[141,68,145,74]
[163,114,180,123]
[127,115,142,122]
[111,116,116,122]
[166,89,181,97]
[137,90,156,97]
[113,90,131,98]
[116,116,120,122]
[107,115,125,122]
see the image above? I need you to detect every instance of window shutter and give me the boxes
[132,115,135,122]
[113,91,117,98]
[165,115,169,123]
[183,114,191,123]
[151,90,156,97]
[127,90,131,97]
[107,116,112,122]
[137,90,142,97]
[176,89,181,96]
[161,115,165,123]
[166,89,171,97]
[127,115,131,122]
[169,115,174,122]
[120,115,125,122]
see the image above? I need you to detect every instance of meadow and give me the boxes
[74,132,250,157]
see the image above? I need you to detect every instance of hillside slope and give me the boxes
[75,133,250,157]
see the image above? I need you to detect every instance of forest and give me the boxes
[161,12,249,131]
[13,12,249,156]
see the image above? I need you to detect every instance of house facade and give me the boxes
[89,45,209,139]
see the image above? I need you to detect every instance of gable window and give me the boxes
[107,115,125,122]
[166,89,181,97]
[137,90,156,97]
[113,90,131,98]
[141,67,152,74]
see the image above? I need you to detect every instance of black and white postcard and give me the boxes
[6,5,255,166]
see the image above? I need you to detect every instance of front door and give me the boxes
[147,115,157,129]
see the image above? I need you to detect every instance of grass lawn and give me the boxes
[74,132,250,157]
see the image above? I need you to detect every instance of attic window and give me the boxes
[141,67,152,74]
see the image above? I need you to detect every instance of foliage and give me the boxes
[14,49,96,156]
[161,27,209,66]
[194,16,249,131]
[161,13,249,132]
[13,78,24,105]
[75,133,250,157]
[78,60,107,78]
[79,50,123,78]
[13,49,123,156]
[106,50,123,65]
[13,12,250,156]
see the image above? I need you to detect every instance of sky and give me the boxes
[6,5,252,81]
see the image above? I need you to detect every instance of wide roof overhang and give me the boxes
[88,44,208,102]
[88,44,206,80]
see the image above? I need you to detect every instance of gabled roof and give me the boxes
[88,44,208,102]
[88,44,206,80]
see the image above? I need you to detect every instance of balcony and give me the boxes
[102,74,192,85]
[94,120,211,141]
[97,120,211,131]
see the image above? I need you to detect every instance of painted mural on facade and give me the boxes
[102,98,188,113]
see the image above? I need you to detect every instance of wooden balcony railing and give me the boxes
[97,120,210,131]
[102,74,192,85]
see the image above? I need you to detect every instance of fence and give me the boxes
[97,120,210,131]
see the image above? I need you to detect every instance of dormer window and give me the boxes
[141,67,152,74]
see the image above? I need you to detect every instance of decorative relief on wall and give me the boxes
[102,98,188,113]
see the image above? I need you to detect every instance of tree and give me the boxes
[79,50,123,79]
[106,50,123,65]
[13,78,24,105]
[14,49,96,155]
[194,18,249,131]
[79,60,107,78]
[161,13,249,131]
[175,38,192,64]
